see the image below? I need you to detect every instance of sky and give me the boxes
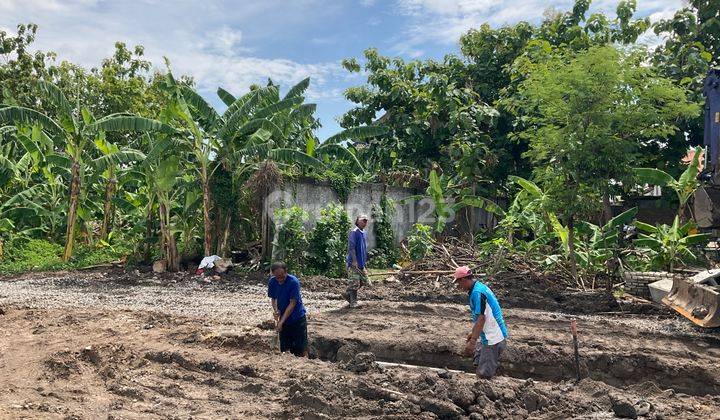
[0,0,685,139]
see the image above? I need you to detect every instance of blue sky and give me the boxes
[1,0,683,139]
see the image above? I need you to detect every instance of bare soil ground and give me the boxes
[1,268,719,419]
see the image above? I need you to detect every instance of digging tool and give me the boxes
[570,320,580,383]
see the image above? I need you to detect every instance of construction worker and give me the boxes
[343,214,369,306]
[453,266,508,379]
[268,261,308,357]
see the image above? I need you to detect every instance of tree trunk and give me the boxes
[602,193,613,225]
[218,212,232,257]
[0,237,4,261]
[100,167,117,242]
[214,208,224,256]
[63,159,81,261]
[261,185,272,262]
[201,167,213,257]
[143,198,154,263]
[159,202,179,272]
[567,215,579,284]
[678,200,688,225]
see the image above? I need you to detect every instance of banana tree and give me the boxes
[90,132,145,241]
[634,146,702,223]
[0,81,148,260]
[498,176,554,244]
[164,74,312,256]
[575,207,638,274]
[634,216,710,272]
[153,156,183,271]
[403,169,503,237]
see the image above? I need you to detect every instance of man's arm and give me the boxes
[276,298,297,330]
[271,298,279,321]
[468,315,486,341]
[348,230,358,268]
[464,315,485,356]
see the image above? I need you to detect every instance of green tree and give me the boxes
[510,45,698,278]
[0,80,149,260]
[651,1,719,175]
[0,24,54,107]
[634,146,703,223]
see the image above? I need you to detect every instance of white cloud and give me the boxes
[0,0,345,106]
[391,0,685,54]
[360,0,376,6]
[205,26,244,56]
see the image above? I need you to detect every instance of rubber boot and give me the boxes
[341,290,352,304]
[349,290,358,307]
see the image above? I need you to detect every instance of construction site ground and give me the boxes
[1,268,719,419]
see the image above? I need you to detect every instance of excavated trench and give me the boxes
[307,334,720,397]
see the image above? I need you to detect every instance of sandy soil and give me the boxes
[1,268,719,419]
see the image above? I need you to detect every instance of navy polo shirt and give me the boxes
[268,274,306,325]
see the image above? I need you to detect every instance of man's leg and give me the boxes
[293,316,309,357]
[346,269,361,306]
[474,340,505,379]
[278,325,291,353]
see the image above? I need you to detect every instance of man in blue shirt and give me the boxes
[454,266,508,379]
[344,214,369,306]
[267,261,307,357]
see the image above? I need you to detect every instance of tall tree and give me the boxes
[0,79,152,260]
[651,0,720,175]
[510,45,698,278]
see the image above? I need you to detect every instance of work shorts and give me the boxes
[279,315,307,357]
[473,339,507,378]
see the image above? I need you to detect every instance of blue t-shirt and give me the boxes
[346,227,368,269]
[268,274,306,325]
[468,281,508,346]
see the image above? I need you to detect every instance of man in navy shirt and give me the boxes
[267,261,308,357]
[344,214,369,306]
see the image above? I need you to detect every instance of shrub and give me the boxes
[0,238,133,274]
[307,203,351,277]
[407,223,434,261]
[0,239,64,273]
[273,206,309,272]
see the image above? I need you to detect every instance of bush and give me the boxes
[369,195,399,268]
[307,203,351,277]
[273,206,309,272]
[0,239,64,273]
[0,238,130,274]
[407,223,434,261]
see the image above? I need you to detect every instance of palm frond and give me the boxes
[324,125,388,145]
[0,106,63,134]
[283,77,310,100]
[217,87,236,107]
[93,115,178,134]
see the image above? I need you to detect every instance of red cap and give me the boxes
[454,266,472,280]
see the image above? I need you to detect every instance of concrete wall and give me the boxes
[264,179,500,250]
[264,180,420,249]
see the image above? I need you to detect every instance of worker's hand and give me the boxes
[363,268,369,276]
[275,321,284,333]
[352,261,359,270]
[463,339,476,357]
[273,311,280,322]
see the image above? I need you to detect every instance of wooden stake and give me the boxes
[570,319,580,383]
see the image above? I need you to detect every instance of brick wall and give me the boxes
[622,271,679,298]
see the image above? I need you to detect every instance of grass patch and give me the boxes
[0,239,130,275]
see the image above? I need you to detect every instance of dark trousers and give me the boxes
[279,315,308,356]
